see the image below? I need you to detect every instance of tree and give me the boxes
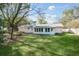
[35,8,47,24]
[37,15,48,24]
[0,4,6,46]
[0,18,4,46]
[66,19,79,28]
[61,8,74,26]
[61,5,79,28]
[0,3,30,40]
[11,17,31,29]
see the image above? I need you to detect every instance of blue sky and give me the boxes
[29,3,78,23]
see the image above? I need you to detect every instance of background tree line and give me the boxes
[61,5,79,28]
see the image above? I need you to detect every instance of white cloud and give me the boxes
[48,6,56,10]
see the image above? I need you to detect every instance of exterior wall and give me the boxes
[33,32,55,35]
[18,25,63,35]
[33,27,63,35]
[62,29,69,32]
[53,27,63,34]
[18,26,33,33]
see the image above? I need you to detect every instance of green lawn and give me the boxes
[0,34,79,56]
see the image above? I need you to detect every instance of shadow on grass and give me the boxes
[13,35,79,56]
[0,34,79,56]
[0,45,23,56]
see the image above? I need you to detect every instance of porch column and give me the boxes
[43,28,45,32]
[49,28,51,32]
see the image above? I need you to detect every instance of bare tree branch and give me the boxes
[15,10,29,25]
[12,3,22,23]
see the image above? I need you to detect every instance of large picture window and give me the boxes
[45,28,50,32]
[34,28,43,32]
[34,28,52,32]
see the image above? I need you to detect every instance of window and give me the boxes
[51,28,53,31]
[45,28,50,32]
[34,28,43,32]
[38,28,40,32]
[48,28,50,32]
[34,28,39,32]
[39,28,43,32]
[34,28,36,32]
[40,28,43,32]
[37,28,39,32]
[45,28,48,32]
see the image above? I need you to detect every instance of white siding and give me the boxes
[53,27,63,33]
[18,24,63,35]
[18,26,33,33]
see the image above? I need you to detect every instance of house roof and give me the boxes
[18,23,63,28]
[35,23,63,27]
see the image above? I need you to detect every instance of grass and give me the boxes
[0,34,79,56]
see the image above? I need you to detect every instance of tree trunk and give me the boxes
[10,27,14,40]
[14,25,18,31]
